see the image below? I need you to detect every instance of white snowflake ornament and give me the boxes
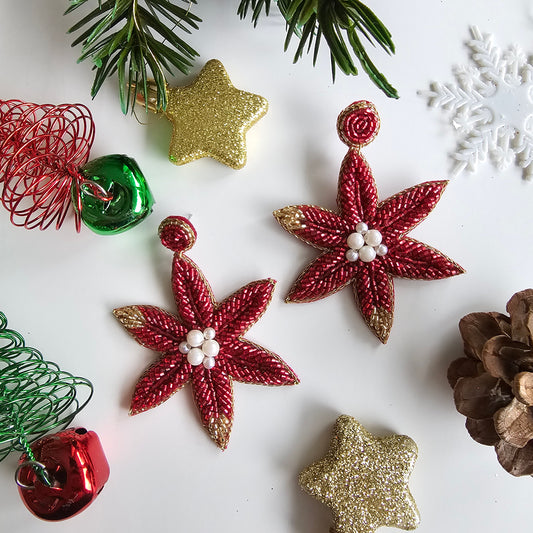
[421,26,533,179]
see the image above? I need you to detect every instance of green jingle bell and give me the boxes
[73,154,154,235]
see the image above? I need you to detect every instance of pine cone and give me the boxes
[448,289,533,476]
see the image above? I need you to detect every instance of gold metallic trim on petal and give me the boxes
[208,414,232,450]
[369,307,393,344]
[113,306,146,330]
[273,206,307,231]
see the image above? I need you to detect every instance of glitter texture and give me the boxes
[299,416,420,533]
[273,100,464,343]
[162,59,268,169]
[113,216,298,449]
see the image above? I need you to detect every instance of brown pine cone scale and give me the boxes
[450,289,533,476]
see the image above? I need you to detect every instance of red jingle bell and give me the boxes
[16,428,109,520]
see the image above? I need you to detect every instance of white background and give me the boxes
[1,1,533,532]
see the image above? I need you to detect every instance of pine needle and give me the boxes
[238,0,398,98]
[66,0,201,114]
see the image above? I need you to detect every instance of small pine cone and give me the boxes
[449,289,533,476]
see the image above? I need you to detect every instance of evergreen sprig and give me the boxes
[67,0,397,114]
[66,0,201,113]
[238,0,398,98]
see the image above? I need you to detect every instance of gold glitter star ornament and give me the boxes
[299,416,420,533]
[140,59,268,169]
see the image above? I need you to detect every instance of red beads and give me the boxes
[158,216,197,253]
[337,100,380,148]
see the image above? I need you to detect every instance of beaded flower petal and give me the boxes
[114,216,298,449]
[274,101,465,343]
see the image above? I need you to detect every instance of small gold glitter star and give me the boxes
[299,416,420,533]
[161,59,268,169]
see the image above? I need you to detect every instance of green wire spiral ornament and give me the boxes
[0,311,93,461]
[0,312,109,521]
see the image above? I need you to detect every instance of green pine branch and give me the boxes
[66,0,201,114]
[238,0,398,98]
[67,0,397,114]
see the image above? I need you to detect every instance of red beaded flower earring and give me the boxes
[274,100,465,343]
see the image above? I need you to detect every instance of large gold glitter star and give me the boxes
[161,59,268,169]
[299,416,420,533]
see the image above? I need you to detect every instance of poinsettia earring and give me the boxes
[274,101,465,343]
[114,216,299,449]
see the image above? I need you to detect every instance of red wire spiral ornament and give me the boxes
[0,99,107,231]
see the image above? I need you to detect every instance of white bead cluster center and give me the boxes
[345,222,388,263]
[179,327,220,370]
